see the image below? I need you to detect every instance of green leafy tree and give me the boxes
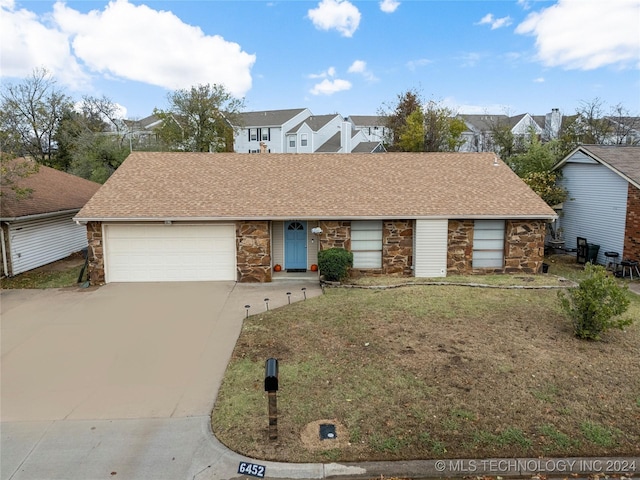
[521,171,567,207]
[0,67,72,164]
[509,132,560,177]
[154,83,243,152]
[423,100,462,152]
[53,96,129,181]
[397,108,425,152]
[447,116,467,152]
[380,90,464,152]
[68,134,128,184]
[379,88,422,151]
[558,264,633,340]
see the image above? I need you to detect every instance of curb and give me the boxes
[199,433,640,480]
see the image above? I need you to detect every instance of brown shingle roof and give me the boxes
[1,161,101,219]
[75,152,556,221]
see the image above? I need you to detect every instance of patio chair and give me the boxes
[576,237,588,264]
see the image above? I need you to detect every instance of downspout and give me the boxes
[1,225,8,277]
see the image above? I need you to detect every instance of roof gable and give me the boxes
[288,114,341,134]
[76,152,556,221]
[556,145,640,187]
[1,161,101,219]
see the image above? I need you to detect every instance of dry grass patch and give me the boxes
[0,252,85,289]
[212,282,640,463]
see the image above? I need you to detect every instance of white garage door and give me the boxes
[105,224,236,282]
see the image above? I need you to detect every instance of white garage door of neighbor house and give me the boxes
[105,224,236,282]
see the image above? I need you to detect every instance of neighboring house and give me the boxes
[458,112,550,153]
[286,114,345,153]
[123,114,163,148]
[1,162,101,276]
[232,109,384,154]
[232,108,312,153]
[347,115,389,143]
[554,145,640,265]
[75,151,555,285]
[602,116,640,145]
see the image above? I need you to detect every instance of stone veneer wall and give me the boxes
[237,221,271,282]
[318,221,351,251]
[381,220,413,276]
[447,219,546,275]
[447,220,474,274]
[87,221,105,285]
[624,183,640,261]
[319,220,413,277]
[504,220,546,274]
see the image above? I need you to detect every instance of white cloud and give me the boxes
[0,0,256,97]
[347,60,377,81]
[310,78,352,95]
[406,58,432,71]
[379,0,400,13]
[308,66,337,79]
[516,0,640,70]
[308,0,361,37]
[0,1,89,89]
[477,13,513,30]
[458,52,483,68]
[533,77,545,83]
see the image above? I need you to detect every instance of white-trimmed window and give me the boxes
[351,221,382,269]
[473,220,505,268]
[301,133,308,147]
[249,129,257,141]
[289,136,296,148]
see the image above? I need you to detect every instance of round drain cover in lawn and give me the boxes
[301,419,348,451]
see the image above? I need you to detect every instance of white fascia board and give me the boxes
[2,208,81,223]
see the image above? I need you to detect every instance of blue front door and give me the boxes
[285,221,307,270]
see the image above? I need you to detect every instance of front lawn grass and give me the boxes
[212,277,640,463]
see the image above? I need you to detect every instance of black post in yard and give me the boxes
[267,391,277,440]
[264,358,279,441]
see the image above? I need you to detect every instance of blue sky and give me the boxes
[2,0,639,119]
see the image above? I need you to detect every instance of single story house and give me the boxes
[74,152,556,284]
[1,161,101,276]
[554,145,640,264]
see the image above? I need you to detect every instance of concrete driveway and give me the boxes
[1,280,322,480]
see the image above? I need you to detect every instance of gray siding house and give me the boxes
[554,145,640,265]
[1,162,100,276]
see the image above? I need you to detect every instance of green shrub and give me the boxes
[558,264,633,340]
[318,248,353,282]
